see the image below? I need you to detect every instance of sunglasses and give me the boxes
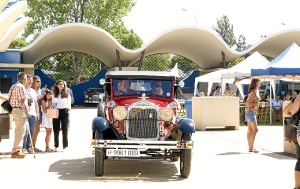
[36,81,41,82]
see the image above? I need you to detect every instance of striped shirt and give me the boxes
[8,81,27,107]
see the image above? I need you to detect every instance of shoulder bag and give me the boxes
[46,108,59,119]
[1,86,16,114]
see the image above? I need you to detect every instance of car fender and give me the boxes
[176,118,195,133]
[92,117,109,132]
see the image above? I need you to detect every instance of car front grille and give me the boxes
[127,106,159,140]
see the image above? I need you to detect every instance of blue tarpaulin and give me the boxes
[251,42,300,77]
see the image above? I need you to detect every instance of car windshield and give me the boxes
[112,79,172,98]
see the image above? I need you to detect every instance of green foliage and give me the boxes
[132,54,172,71]
[22,0,141,49]
[212,15,236,48]
[236,35,247,51]
[227,56,245,68]
[170,55,199,71]
[24,0,143,82]
[9,38,29,49]
[36,52,101,85]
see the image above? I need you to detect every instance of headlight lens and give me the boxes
[160,107,174,121]
[113,106,127,120]
[107,100,116,108]
[169,102,178,109]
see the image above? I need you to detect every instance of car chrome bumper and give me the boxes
[91,139,194,149]
[85,100,99,104]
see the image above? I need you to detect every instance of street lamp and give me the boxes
[182,8,197,25]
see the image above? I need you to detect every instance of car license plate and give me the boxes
[106,149,140,157]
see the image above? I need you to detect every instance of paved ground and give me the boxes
[0,107,297,189]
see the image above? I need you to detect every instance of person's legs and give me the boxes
[67,112,70,130]
[11,108,27,153]
[295,143,300,188]
[22,122,29,151]
[53,118,60,149]
[32,103,42,149]
[247,122,252,149]
[45,128,52,151]
[248,121,258,151]
[25,115,36,150]
[61,110,68,148]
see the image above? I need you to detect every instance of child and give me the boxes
[41,89,54,152]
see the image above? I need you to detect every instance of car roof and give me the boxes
[105,71,178,80]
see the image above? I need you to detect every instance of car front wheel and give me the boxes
[94,147,104,176]
[180,133,192,178]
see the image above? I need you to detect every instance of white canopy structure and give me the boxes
[194,51,271,98]
[193,69,231,96]
[221,51,270,80]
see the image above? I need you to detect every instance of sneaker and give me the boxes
[22,149,28,154]
[11,150,26,158]
[54,148,58,152]
[62,147,67,152]
[27,148,34,154]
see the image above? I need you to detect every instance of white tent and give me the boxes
[193,69,231,96]
[194,51,271,98]
[221,51,270,80]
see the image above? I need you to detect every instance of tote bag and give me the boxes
[46,108,59,119]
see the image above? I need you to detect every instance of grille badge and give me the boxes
[149,113,153,118]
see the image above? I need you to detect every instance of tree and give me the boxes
[236,35,251,51]
[22,0,143,84]
[170,55,199,71]
[22,0,140,47]
[9,38,28,49]
[212,15,236,48]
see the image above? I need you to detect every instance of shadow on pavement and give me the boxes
[48,157,184,182]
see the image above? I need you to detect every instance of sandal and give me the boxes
[249,149,259,153]
[34,147,43,152]
[45,148,54,152]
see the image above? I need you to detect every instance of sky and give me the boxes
[123,0,300,46]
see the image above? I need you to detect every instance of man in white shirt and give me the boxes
[271,94,282,121]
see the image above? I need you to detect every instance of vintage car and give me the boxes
[91,70,195,178]
[84,88,103,107]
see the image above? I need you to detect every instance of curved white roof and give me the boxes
[20,23,300,70]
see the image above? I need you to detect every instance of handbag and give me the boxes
[1,85,15,114]
[284,116,299,143]
[46,108,59,119]
[289,110,300,127]
[1,100,12,113]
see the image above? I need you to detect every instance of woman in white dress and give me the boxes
[41,89,54,152]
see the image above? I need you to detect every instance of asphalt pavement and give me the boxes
[0,107,297,189]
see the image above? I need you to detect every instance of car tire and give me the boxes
[180,133,192,178]
[94,147,104,176]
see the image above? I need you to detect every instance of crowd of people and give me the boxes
[1,72,72,158]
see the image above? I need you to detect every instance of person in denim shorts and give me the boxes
[245,78,261,153]
[31,76,45,152]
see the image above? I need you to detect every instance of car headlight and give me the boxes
[169,102,178,109]
[107,100,116,108]
[85,95,88,99]
[160,107,174,121]
[113,106,127,120]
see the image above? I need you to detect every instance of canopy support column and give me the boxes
[221,51,227,68]
[116,50,122,71]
